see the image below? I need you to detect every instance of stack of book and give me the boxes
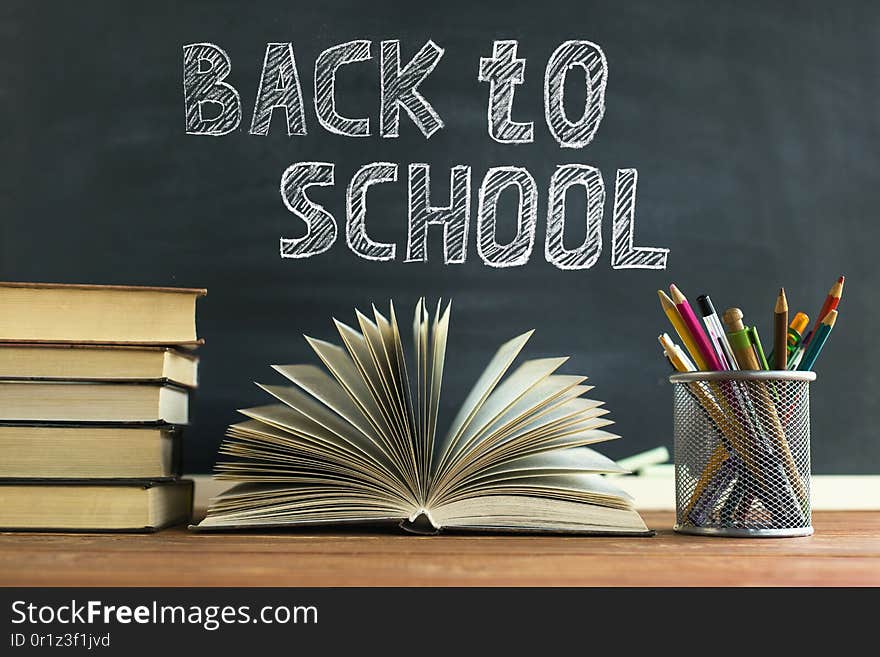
[0,282,205,532]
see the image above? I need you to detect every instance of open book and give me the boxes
[197,300,649,535]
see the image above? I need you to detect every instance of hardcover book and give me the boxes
[0,343,198,388]
[197,299,649,535]
[0,381,188,424]
[0,282,205,345]
[0,480,193,531]
[0,425,182,479]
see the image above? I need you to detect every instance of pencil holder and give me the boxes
[670,371,815,537]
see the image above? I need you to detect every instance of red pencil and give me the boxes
[669,284,723,371]
[803,275,844,348]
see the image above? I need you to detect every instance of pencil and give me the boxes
[773,288,788,370]
[669,284,723,371]
[658,333,696,372]
[803,275,844,348]
[658,290,709,370]
[798,309,838,371]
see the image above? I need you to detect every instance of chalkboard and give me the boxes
[1,0,877,473]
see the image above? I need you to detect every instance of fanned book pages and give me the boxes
[196,300,649,535]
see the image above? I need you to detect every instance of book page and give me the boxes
[480,375,587,438]
[480,472,635,504]
[432,330,533,475]
[426,300,451,484]
[441,358,568,473]
[236,404,403,480]
[368,305,420,495]
[305,336,398,455]
[458,394,606,463]
[209,482,407,513]
[485,413,614,460]
[434,420,618,501]
[433,472,636,513]
[372,305,405,399]
[447,448,626,500]
[440,377,588,472]
[216,443,405,502]
[337,313,420,498]
[223,414,415,508]
[272,364,381,447]
[497,398,607,441]
[229,418,360,462]
[431,494,648,534]
[385,302,418,456]
[356,309,410,444]
[254,385,411,480]
[199,482,414,529]
[514,426,619,452]
[469,447,626,481]
[412,299,428,461]
[333,321,400,438]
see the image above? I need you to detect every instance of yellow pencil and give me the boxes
[658,290,709,370]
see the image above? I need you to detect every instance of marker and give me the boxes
[772,288,788,370]
[696,294,737,370]
[722,307,762,370]
[658,290,708,370]
[798,310,838,371]
[803,275,844,348]
[669,284,723,371]
[786,312,809,362]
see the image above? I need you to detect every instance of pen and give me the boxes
[721,308,761,370]
[696,294,737,370]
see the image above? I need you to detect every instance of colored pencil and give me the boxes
[657,290,709,370]
[773,288,788,370]
[658,333,696,372]
[798,310,838,371]
[669,284,723,371]
[803,275,844,348]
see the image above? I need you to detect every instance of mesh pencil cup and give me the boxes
[669,371,815,537]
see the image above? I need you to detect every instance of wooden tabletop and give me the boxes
[1,511,878,586]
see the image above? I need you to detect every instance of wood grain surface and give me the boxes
[1,512,878,586]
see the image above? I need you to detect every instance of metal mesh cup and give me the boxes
[670,371,815,537]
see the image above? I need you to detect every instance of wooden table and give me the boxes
[1,511,878,586]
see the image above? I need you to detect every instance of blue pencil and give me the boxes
[798,310,838,371]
